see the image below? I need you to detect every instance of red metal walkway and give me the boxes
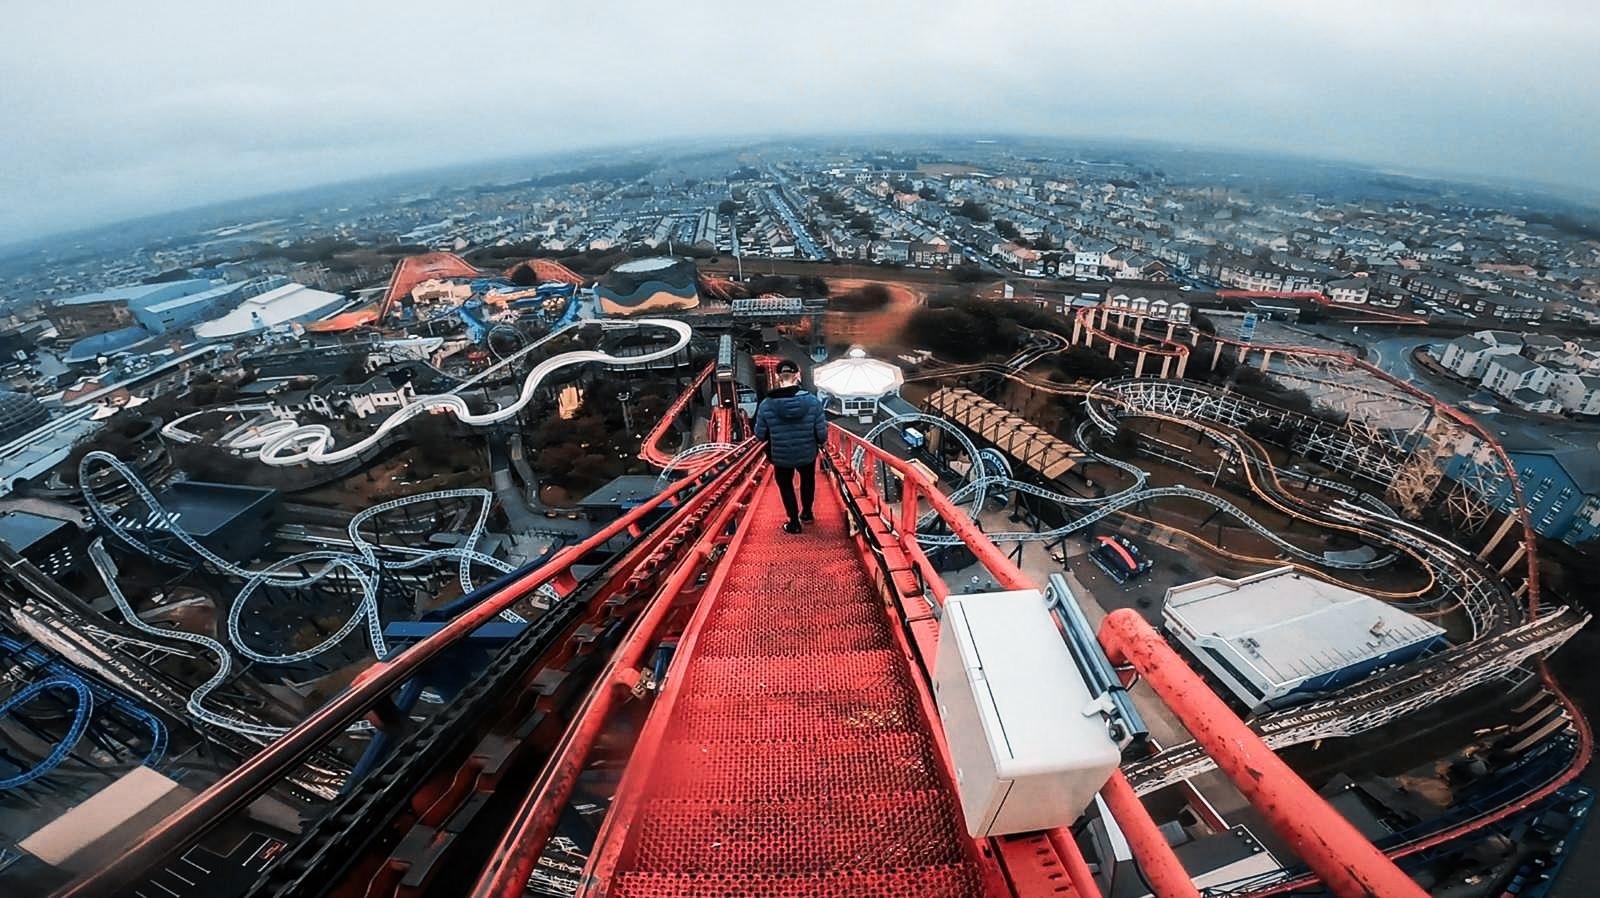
[587,476,996,897]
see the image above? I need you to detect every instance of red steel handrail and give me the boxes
[827,428,1176,897]
[1099,610,1429,898]
[467,452,767,898]
[828,427,1428,897]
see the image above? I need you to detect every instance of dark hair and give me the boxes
[776,360,800,374]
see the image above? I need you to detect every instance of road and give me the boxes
[1354,330,1600,451]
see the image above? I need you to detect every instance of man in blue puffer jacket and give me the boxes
[753,359,828,533]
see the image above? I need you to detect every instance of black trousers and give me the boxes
[773,459,816,521]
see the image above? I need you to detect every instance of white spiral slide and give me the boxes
[257,319,692,467]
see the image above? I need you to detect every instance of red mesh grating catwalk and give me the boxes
[598,479,993,896]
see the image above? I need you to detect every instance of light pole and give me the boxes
[617,389,633,433]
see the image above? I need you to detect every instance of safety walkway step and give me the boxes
[597,476,992,896]
[666,689,920,743]
[612,864,985,898]
[630,790,972,873]
[694,620,889,656]
[681,649,906,696]
[645,731,946,802]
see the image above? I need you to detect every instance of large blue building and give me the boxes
[132,281,248,334]
[1441,441,1600,545]
[48,280,216,340]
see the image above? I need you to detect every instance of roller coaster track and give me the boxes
[79,452,524,738]
[870,408,1406,575]
[1004,326,1070,370]
[652,442,740,487]
[54,441,767,898]
[638,361,715,470]
[55,310,1590,897]
[1064,378,1591,890]
[0,635,166,790]
[905,358,1589,872]
[0,551,345,800]
[256,318,692,466]
[1084,381,1504,634]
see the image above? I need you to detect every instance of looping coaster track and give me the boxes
[80,451,522,737]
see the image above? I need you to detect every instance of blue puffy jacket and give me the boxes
[754,385,828,467]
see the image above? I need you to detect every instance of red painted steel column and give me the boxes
[1099,772,1201,898]
[1098,609,1428,898]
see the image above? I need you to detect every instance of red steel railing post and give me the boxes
[1098,609,1428,898]
[1100,771,1201,898]
[53,442,760,898]
[468,459,765,898]
[898,476,919,537]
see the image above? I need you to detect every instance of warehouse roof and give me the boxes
[118,480,279,538]
[55,279,212,307]
[193,283,346,340]
[63,326,155,363]
[1164,567,1444,688]
[578,475,666,509]
[0,510,76,553]
[144,281,243,314]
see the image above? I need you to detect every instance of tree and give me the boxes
[995,220,1021,241]
[918,185,937,200]
[903,304,1020,363]
[409,415,461,468]
[849,213,876,233]
[745,275,795,296]
[717,199,736,215]
[955,200,990,223]
[508,264,539,287]
[951,264,989,284]
[1053,347,1123,381]
[831,284,892,312]
[796,275,830,299]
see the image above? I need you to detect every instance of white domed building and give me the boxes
[813,348,904,419]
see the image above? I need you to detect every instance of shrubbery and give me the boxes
[830,284,892,312]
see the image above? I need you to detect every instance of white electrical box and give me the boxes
[935,589,1121,837]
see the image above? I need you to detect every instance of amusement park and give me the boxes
[0,235,1595,898]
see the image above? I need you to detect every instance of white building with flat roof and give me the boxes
[193,283,346,341]
[1162,567,1445,711]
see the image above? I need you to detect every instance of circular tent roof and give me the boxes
[813,349,904,399]
[0,391,50,443]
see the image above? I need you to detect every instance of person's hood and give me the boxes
[765,385,812,421]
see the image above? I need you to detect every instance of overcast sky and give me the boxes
[2,0,1596,241]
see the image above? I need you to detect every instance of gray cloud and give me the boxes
[2,0,1596,239]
